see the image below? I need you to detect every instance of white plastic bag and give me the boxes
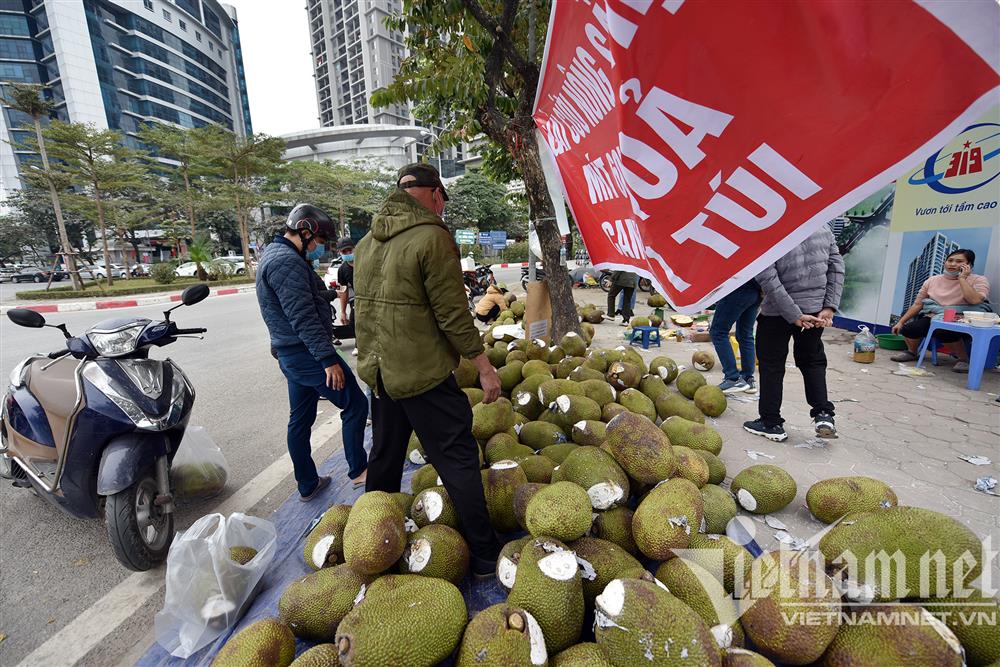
[154,513,277,658]
[171,426,229,499]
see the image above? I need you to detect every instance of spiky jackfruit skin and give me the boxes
[513,482,547,530]
[484,433,535,465]
[639,375,670,402]
[520,421,569,449]
[805,477,897,524]
[568,365,605,383]
[617,388,657,421]
[398,524,470,584]
[571,420,607,446]
[697,450,728,485]
[406,432,428,464]
[818,507,983,600]
[558,332,588,358]
[472,398,516,441]
[731,465,797,515]
[741,551,841,665]
[655,558,741,637]
[549,347,567,364]
[410,465,440,495]
[278,564,373,641]
[508,538,585,653]
[525,481,593,542]
[497,536,532,590]
[390,492,413,516]
[629,316,650,328]
[410,486,459,529]
[526,339,550,361]
[594,578,722,666]
[577,379,617,407]
[506,350,528,365]
[583,353,609,374]
[818,606,963,667]
[553,643,614,666]
[515,372,555,401]
[605,361,641,391]
[557,446,630,510]
[303,504,352,570]
[685,533,754,595]
[482,462,529,533]
[701,484,739,534]
[456,604,547,667]
[498,362,525,393]
[603,411,675,485]
[550,394,603,432]
[538,442,578,465]
[632,478,703,560]
[230,546,258,565]
[556,356,586,379]
[172,461,227,498]
[692,351,716,371]
[539,379,583,405]
[522,358,552,379]
[342,491,407,576]
[569,536,644,605]
[619,347,647,375]
[676,369,708,399]
[921,589,1000,666]
[487,343,509,368]
[672,446,711,488]
[592,506,639,556]
[455,356,479,388]
[289,643,342,667]
[655,394,706,424]
[722,648,775,667]
[693,385,727,417]
[601,403,628,422]
[513,388,545,421]
[519,455,555,483]
[462,387,485,407]
[648,356,679,384]
[211,618,296,667]
[335,575,467,667]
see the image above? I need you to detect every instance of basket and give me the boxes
[876,333,907,350]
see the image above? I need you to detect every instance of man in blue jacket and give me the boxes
[256,204,368,500]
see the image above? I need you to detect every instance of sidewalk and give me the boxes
[0,284,256,314]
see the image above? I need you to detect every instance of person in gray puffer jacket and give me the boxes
[743,225,844,443]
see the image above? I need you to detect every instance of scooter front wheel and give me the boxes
[105,475,174,571]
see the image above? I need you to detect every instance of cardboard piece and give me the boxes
[523,281,553,344]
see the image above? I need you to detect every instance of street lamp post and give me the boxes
[419,128,444,175]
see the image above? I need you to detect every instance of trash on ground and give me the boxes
[764,516,787,530]
[774,531,809,550]
[795,438,829,449]
[958,455,992,466]
[892,363,934,377]
[974,477,998,496]
[745,450,776,460]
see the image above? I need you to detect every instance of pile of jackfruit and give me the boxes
[212,329,997,667]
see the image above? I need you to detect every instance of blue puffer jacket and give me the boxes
[256,236,337,367]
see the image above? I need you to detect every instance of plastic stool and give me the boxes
[630,326,661,350]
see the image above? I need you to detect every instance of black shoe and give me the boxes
[743,419,788,442]
[814,413,837,438]
[332,338,343,346]
[472,555,498,579]
[299,475,331,502]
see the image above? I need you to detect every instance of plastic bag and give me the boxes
[853,326,876,363]
[171,426,228,499]
[154,513,276,658]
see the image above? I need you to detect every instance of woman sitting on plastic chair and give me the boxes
[890,248,991,373]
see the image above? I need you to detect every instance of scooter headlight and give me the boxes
[88,323,145,357]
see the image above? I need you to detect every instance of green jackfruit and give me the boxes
[817,507,983,600]
[172,461,227,498]
[410,464,440,495]
[498,362,525,393]
[655,393,706,423]
[571,419,606,446]
[212,619,296,667]
[487,343,508,368]
[731,465,797,514]
[507,339,529,354]
[601,402,627,422]
[485,433,535,465]
[698,451,727,485]
[639,374,670,402]
[569,536,644,605]
[303,504,352,570]
[648,293,667,308]
[676,369,708,398]
[660,416,722,455]
[560,332,588,358]
[520,338,546,361]
[723,648,776,666]
[619,347,648,374]
[605,361,641,391]
[603,411,675,484]
[694,384,728,417]
[506,350,528,364]
[556,356,586,379]
[539,379,583,405]
[335,575,467,667]
[701,484,738,534]
[686,533,754,595]
[455,356,479,388]
[557,445,630,510]
[649,356,678,383]
[672,445,710,488]
[278,564,372,641]
[594,578,721,666]
[391,492,414,516]
[406,432,427,465]
[472,397,515,441]
[522,359,552,378]
[538,442,579,464]
[510,301,525,317]
[456,604,548,667]
[818,606,964,666]
[550,394,602,431]
[552,643,613,666]
[805,477,897,524]
[525,481,593,541]
[632,477,703,560]
[921,589,999,666]
[583,352,608,374]
[629,315,650,328]
[592,506,638,555]
[230,546,258,565]
[568,365,605,382]
[513,482,547,530]
[508,538,585,653]
[410,486,459,529]
[399,524,470,584]
[514,372,555,401]
[548,346,567,364]
[519,455,555,483]
[655,558,741,643]
[497,536,532,590]
[342,491,407,575]
[617,388,657,421]
[482,461,529,533]
[577,379,617,407]
[289,644,341,667]
[692,350,716,371]
[513,388,544,421]
[580,322,595,345]
[520,421,569,449]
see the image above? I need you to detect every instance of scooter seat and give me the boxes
[26,357,83,449]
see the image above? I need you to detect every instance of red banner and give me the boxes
[533,0,1000,312]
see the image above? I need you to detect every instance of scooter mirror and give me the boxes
[181,283,209,306]
[7,308,46,328]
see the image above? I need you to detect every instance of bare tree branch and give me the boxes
[461,0,536,80]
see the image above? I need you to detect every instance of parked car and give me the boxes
[0,267,18,283]
[93,264,128,279]
[10,266,61,283]
[216,257,246,275]
[174,262,199,277]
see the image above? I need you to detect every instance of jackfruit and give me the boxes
[731,465,797,515]
[410,486,459,529]
[456,604,548,667]
[497,536,532,590]
[603,411,675,484]
[526,339,550,361]
[805,477,897,524]
[515,372,555,401]
[538,442,579,464]
[289,644,341,667]
[398,524,470,584]
[550,394,602,431]
[172,461,227,498]
[211,618,296,667]
[583,309,605,324]
[617,388,657,421]
[701,484,738,534]
[482,461,529,533]
[580,322,596,345]
[519,455,555,483]
[520,421,569,449]
[485,433,535,465]
[506,350,528,365]
[629,316,650,328]
[548,346,567,364]
[488,343,509,368]
[639,374,670,402]
[676,369,708,398]
[694,384,727,417]
[655,558,741,644]
[513,388,544,421]
[583,352,609,374]
[649,356,679,383]
[659,416,723,455]
[342,491,407,575]
[507,339,529,354]
[594,578,721,666]
[406,432,427,465]
[513,482,547,530]
[571,419,606,446]
[507,538,585,653]
[556,446,630,510]
[568,365,605,382]
[685,533,754,595]
[552,643,613,666]
[605,361,641,391]
[230,546,258,565]
[577,379,617,406]
[619,347,648,374]
[601,402,628,422]
[522,359,552,378]
[631,477,703,560]
[303,504,351,570]
[335,575,467,667]
[569,536,644,605]
[692,350,716,371]
[560,332,587,358]
[921,589,999,666]
[672,445,711,488]
[817,507,983,600]
[655,393,706,423]
[722,648,776,667]
[539,378,583,405]
[525,481,593,541]
[648,293,667,308]
[410,464,440,495]
[698,451,727,485]
[498,363,525,393]
[818,605,963,666]
[391,492,414,516]
[278,564,372,642]
[461,388,484,408]
[455,356,479,388]
[510,301,525,318]
[472,397,515,441]
[591,506,638,555]
[556,356,586,379]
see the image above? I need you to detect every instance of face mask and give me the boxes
[307,245,325,261]
[341,253,354,263]
[943,269,961,278]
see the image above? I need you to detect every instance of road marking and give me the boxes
[16,415,344,667]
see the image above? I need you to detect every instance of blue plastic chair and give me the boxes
[915,320,1000,390]
[630,326,661,350]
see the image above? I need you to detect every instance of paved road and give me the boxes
[0,278,56,304]
[0,292,357,665]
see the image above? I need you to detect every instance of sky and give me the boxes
[225,0,318,136]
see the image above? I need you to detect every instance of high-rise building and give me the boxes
[902,232,959,309]
[0,0,253,201]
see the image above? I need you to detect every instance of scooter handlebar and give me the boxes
[173,328,207,335]
[47,349,69,359]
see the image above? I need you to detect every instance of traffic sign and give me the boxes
[455,229,476,244]
[490,230,507,243]
[478,232,492,245]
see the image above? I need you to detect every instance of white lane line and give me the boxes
[16,416,344,667]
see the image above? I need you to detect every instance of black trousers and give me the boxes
[367,373,500,563]
[756,315,835,426]
[476,304,501,323]
[900,316,965,343]
[608,284,635,319]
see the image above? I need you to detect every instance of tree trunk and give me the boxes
[234,173,253,277]
[184,169,207,281]
[35,118,82,290]
[94,187,114,287]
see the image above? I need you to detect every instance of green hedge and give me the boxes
[16,276,254,300]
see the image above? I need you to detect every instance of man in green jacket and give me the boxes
[354,163,502,575]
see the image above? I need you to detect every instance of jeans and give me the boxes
[277,347,369,495]
[709,281,762,381]
[755,315,835,426]
[608,284,635,320]
[617,288,637,314]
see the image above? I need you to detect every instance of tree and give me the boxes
[373,0,579,337]
[5,84,83,289]
[444,171,516,236]
[1,187,90,261]
[278,160,394,237]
